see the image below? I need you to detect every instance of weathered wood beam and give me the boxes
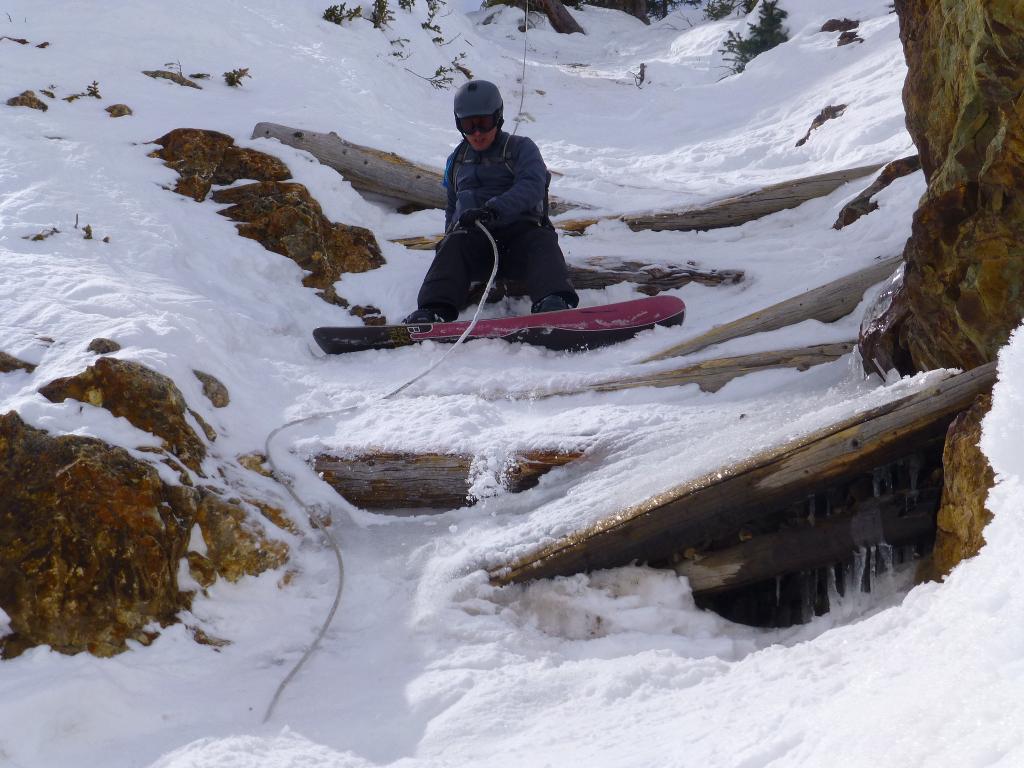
[252,122,447,210]
[392,162,884,248]
[610,163,884,233]
[568,259,744,293]
[314,449,581,511]
[676,492,937,595]
[489,362,997,585]
[251,122,579,215]
[466,257,744,305]
[553,341,855,396]
[640,256,901,363]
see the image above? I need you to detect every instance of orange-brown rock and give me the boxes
[150,128,291,202]
[921,394,995,580]
[194,369,229,408]
[0,412,197,657]
[885,2,1024,371]
[39,357,208,473]
[87,337,121,354]
[192,493,290,583]
[212,181,384,306]
[6,90,47,111]
[0,351,35,374]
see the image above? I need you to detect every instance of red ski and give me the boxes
[313,295,685,354]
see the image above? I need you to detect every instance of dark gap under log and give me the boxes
[489,362,997,586]
[314,449,582,512]
[675,487,939,596]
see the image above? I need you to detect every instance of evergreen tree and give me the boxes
[718,1,788,74]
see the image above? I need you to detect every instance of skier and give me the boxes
[403,80,579,324]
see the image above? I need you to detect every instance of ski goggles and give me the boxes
[457,114,498,135]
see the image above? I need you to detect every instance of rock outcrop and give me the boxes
[0,412,195,657]
[867,1,1019,577]
[150,128,290,202]
[151,128,384,308]
[39,357,209,473]
[0,351,35,374]
[0,411,293,657]
[879,2,1024,371]
[6,90,47,111]
[921,394,995,580]
[212,181,384,306]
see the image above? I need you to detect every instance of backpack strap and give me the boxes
[447,139,471,196]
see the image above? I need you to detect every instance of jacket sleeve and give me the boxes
[484,137,546,222]
[442,149,457,231]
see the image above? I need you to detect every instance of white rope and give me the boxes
[261,220,501,723]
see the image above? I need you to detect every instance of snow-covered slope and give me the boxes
[3,1,1021,766]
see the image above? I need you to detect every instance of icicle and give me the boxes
[872,467,882,497]
[879,542,894,574]
[775,575,782,607]
[852,546,867,593]
[807,493,816,525]
[865,545,877,592]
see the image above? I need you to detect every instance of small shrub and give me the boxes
[223,68,251,87]
[63,80,101,102]
[370,0,394,28]
[323,3,363,24]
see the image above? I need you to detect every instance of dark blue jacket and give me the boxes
[443,132,548,232]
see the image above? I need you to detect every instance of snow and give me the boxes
[2,1,1022,767]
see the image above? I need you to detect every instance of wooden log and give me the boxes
[675,491,937,595]
[314,449,581,511]
[489,362,997,585]
[537,0,585,33]
[639,255,902,363]
[392,162,884,248]
[466,257,744,305]
[568,259,744,293]
[562,341,855,396]
[252,122,448,210]
[251,122,579,215]
[614,163,884,233]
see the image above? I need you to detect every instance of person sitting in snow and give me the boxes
[403,80,579,324]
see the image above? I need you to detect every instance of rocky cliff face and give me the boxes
[879,1,1022,577]
[891,1,1024,371]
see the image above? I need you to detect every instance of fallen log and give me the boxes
[314,449,581,511]
[393,162,885,248]
[549,341,855,397]
[640,255,901,363]
[251,122,579,215]
[675,491,937,595]
[537,0,585,33]
[489,362,997,585]
[467,258,744,305]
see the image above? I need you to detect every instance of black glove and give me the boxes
[458,206,496,229]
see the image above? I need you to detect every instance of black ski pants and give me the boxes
[417,221,578,319]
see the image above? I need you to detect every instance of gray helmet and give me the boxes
[453,80,503,130]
